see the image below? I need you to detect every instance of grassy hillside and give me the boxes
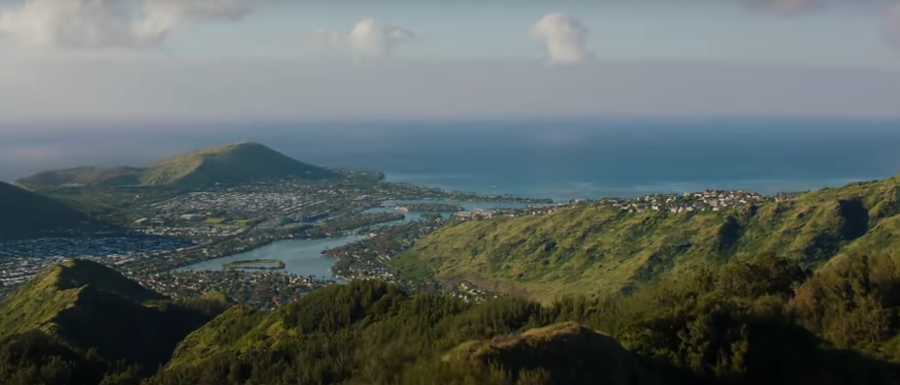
[17,167,143,187]
[0,259,230,376]
[442,322,662,385]
[141,142,339,186]
[0,182,112,240]
[391,176,900,301]
[15,142,340,188]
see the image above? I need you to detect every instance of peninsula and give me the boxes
[223,259,286,270]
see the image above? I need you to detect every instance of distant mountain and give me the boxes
[391,175,900,301]
[0,182,112,240]
[16,142,340,188]
[0,259,230,376]
[140,142,339,186]
[18,166,143,187]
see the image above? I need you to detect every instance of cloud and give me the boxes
[745,0,827,16]
[531,13,590,65]
[0,0,162,49]
[0,0,250,49]
[307,19,415,59]
[139,0,250,38]
[883,2,900,49]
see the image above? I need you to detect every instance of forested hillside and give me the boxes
[0,260,231,382]
[391,176,900,301]
[4,254,900,385]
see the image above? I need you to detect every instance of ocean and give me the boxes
[3,118,900,200]
[241,119,900,200]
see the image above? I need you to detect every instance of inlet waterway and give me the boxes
[175,200,534,278]
[175,236,364,279]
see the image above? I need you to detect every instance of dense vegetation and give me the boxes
[0,182,114,240]
[5,252,900,385]
[392,176,900,301]
[0,260,231,382]
[16,142,339,188]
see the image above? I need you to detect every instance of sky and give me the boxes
[0,0,899,125]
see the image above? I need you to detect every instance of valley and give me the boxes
[0,142,550,302]
[3,141,900,385]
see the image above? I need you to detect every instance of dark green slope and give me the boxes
[0,259,230,376]
[153,280,667,385]
[391,176,900,301]
[17,167,143,187]
[0,182,111,240]
[152,269,900,385]
[442,322,663,385]
[3,258,899,385]
[15,142,340,188]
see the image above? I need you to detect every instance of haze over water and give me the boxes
[3,119,899,201]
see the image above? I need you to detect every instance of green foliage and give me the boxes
[0,259,164,337]
[6,254,900,384]
[147,255,900,385]
[392,176,900,301]
[0,260,229,379]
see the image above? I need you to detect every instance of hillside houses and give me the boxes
[602,189,773,214]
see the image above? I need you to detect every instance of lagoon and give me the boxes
[176,235,363,279]
[176,200,528,277]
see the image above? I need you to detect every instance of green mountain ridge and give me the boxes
[18,167,144,188]
[16,142,339,188]
[0,182,112,240]
[443,322,663,385]
[4,257,900,385]
[0,259,230,377]
[391,175,900,301]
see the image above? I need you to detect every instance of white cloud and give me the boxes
[531,13,590,65]
[883,3,900,49]
[140,0,250,38]
[0,0,251,49]
[746,0,826,16]
[307,19,415,59]
[0,0,162,49]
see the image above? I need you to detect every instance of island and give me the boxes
[223,259,286,270]
[394,203,465,212]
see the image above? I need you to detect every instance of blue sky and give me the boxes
[0,0,899,124]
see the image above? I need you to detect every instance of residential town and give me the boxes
[599,189,786,213]
[0,184,794,305]
[136,270,337,310]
